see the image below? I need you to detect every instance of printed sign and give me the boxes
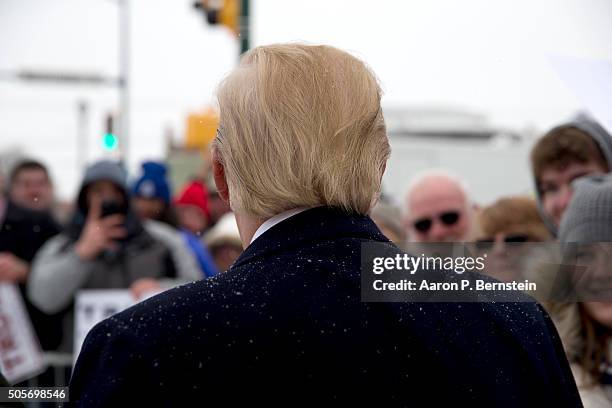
[73,290,135,362]
[0,283,44,384]
[73,288,161,363]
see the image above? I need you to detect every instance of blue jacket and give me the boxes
[68,206,580,407]
[180,230,218,278]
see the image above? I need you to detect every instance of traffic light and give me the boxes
[193,0,239,35]
[185,108,219,149]
[103,113,118,151]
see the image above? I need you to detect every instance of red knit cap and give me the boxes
[174,180,210,221]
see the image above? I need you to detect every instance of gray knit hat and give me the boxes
[559,174,612,243]
[77,160,128,213]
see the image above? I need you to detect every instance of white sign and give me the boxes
[0,283,44,384]
[73,290,135,362]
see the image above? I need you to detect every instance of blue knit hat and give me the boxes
[131,161,171,204]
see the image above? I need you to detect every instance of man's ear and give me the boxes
[380,161,387,183]
[212,147,230,203]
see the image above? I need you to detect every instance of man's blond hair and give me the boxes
[214,43,390,219]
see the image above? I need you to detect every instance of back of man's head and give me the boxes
[214,43,390,219]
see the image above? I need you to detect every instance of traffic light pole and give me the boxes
[240,0,250,55]
[192,0,250,56]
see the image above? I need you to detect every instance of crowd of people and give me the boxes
[0,42,610,406]
[0,158,243,376]
[389,113,612,407]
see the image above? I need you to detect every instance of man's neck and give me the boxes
[234,212,264,249]
[234,207,311,248]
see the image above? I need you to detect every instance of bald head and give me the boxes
[403,171,473,242]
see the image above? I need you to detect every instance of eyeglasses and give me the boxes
[475,234,533,250]
[413,211,460,233]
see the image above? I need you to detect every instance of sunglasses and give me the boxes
[413,211,460,233]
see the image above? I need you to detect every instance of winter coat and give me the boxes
[26,161,201,351]
[68,206,581,407]
[26,219,200,352]
[0,200,61,262]
[180,229,219,278]
[0,200,63,351]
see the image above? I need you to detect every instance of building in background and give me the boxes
[382,107,536,207]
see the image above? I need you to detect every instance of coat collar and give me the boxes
[231,206,389,269]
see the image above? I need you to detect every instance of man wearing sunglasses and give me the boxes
[403,170,475,242]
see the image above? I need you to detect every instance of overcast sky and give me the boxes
[1,0,611,199]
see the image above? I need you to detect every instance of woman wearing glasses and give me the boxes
[474,196,552,282]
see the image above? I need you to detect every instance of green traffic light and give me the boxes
[103,133,118,150]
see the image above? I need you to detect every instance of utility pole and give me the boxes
[239,0,249,55]
[118,0,131,166]
[0,0,131,164]
[77,100,89,172]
